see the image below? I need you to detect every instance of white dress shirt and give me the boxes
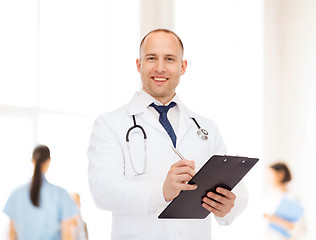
[138,89,180,135]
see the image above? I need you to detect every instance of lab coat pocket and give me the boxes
[125,128,147,177]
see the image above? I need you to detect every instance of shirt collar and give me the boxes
[127,90,178,115]
[138,89,180,106]
[127,90,194,117]
[42,174,48,183]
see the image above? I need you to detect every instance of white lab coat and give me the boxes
[88,92,248,240]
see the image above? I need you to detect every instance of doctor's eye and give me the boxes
[166,57,175,62]
[146,56,156,61]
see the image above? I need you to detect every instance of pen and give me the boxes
[170,145,185,159]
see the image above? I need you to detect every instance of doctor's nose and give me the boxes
[155,59,166,73]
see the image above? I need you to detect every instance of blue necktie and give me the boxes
[150,102,177,147]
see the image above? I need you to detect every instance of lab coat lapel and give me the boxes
[177,102,195,147]
[127,92,166,134]
[142,109,166,133]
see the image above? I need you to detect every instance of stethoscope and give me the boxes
[126,115,208,175]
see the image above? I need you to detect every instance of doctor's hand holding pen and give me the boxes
[163,158,197,202]
[166,146,237,218]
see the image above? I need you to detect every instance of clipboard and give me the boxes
[269,196,304,237]
[158,155,259,219]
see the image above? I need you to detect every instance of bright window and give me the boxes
[175,0,264,239]
[0,0,139,239]
[0,0,38,108]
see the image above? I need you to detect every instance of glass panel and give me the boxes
[174,0,263,155]
[38,0,107,114]
[174,1,264,239]
[0,116,34,238]
[37,113,90,191]
[106,0,140,109]
[37,112,111,239]
[39,0,140,115]
[0,0,37,107]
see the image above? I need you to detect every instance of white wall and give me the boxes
[264,0,316,239]
[139,0,174,38]
[0,1,139,239]
[174,1,264,239]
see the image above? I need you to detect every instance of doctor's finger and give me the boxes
[176,173,195,183]
[206,190,236,207]
[172,159,195,170]
[202,197,233,218]
[202,202,227,217]
[215,187,236,200]
[179,182,197,191]
[205,192,230,206]
[202,196,229,213]
[173,166,196,177]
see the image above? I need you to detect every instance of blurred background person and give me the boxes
[2,145,78,240]
[70,193,88,240]
[263,162,306,240]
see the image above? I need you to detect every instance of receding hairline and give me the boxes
[139,28,184,57]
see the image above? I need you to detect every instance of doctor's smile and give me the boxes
[152,76,168,82]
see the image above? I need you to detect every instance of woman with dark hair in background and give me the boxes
[263,162,306,240]
[3,145,78,240]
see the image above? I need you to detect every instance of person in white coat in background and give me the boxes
[88,28,248,240]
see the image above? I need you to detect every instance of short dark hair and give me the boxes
[139,28,184,57]
[270,162,292,183]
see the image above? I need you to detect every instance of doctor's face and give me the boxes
[136,31,187,105]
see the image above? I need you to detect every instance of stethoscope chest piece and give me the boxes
[197,128,208,140]
[191,117,208,141]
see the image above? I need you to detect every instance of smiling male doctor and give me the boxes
[88,29,248,240]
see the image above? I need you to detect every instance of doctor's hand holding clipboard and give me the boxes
[166,146,237,218]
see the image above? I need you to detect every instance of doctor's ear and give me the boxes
[136,58,142,73]
[180,60,187,75]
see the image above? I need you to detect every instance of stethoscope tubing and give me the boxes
[125,115,208,175]
[126,115,147,142]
